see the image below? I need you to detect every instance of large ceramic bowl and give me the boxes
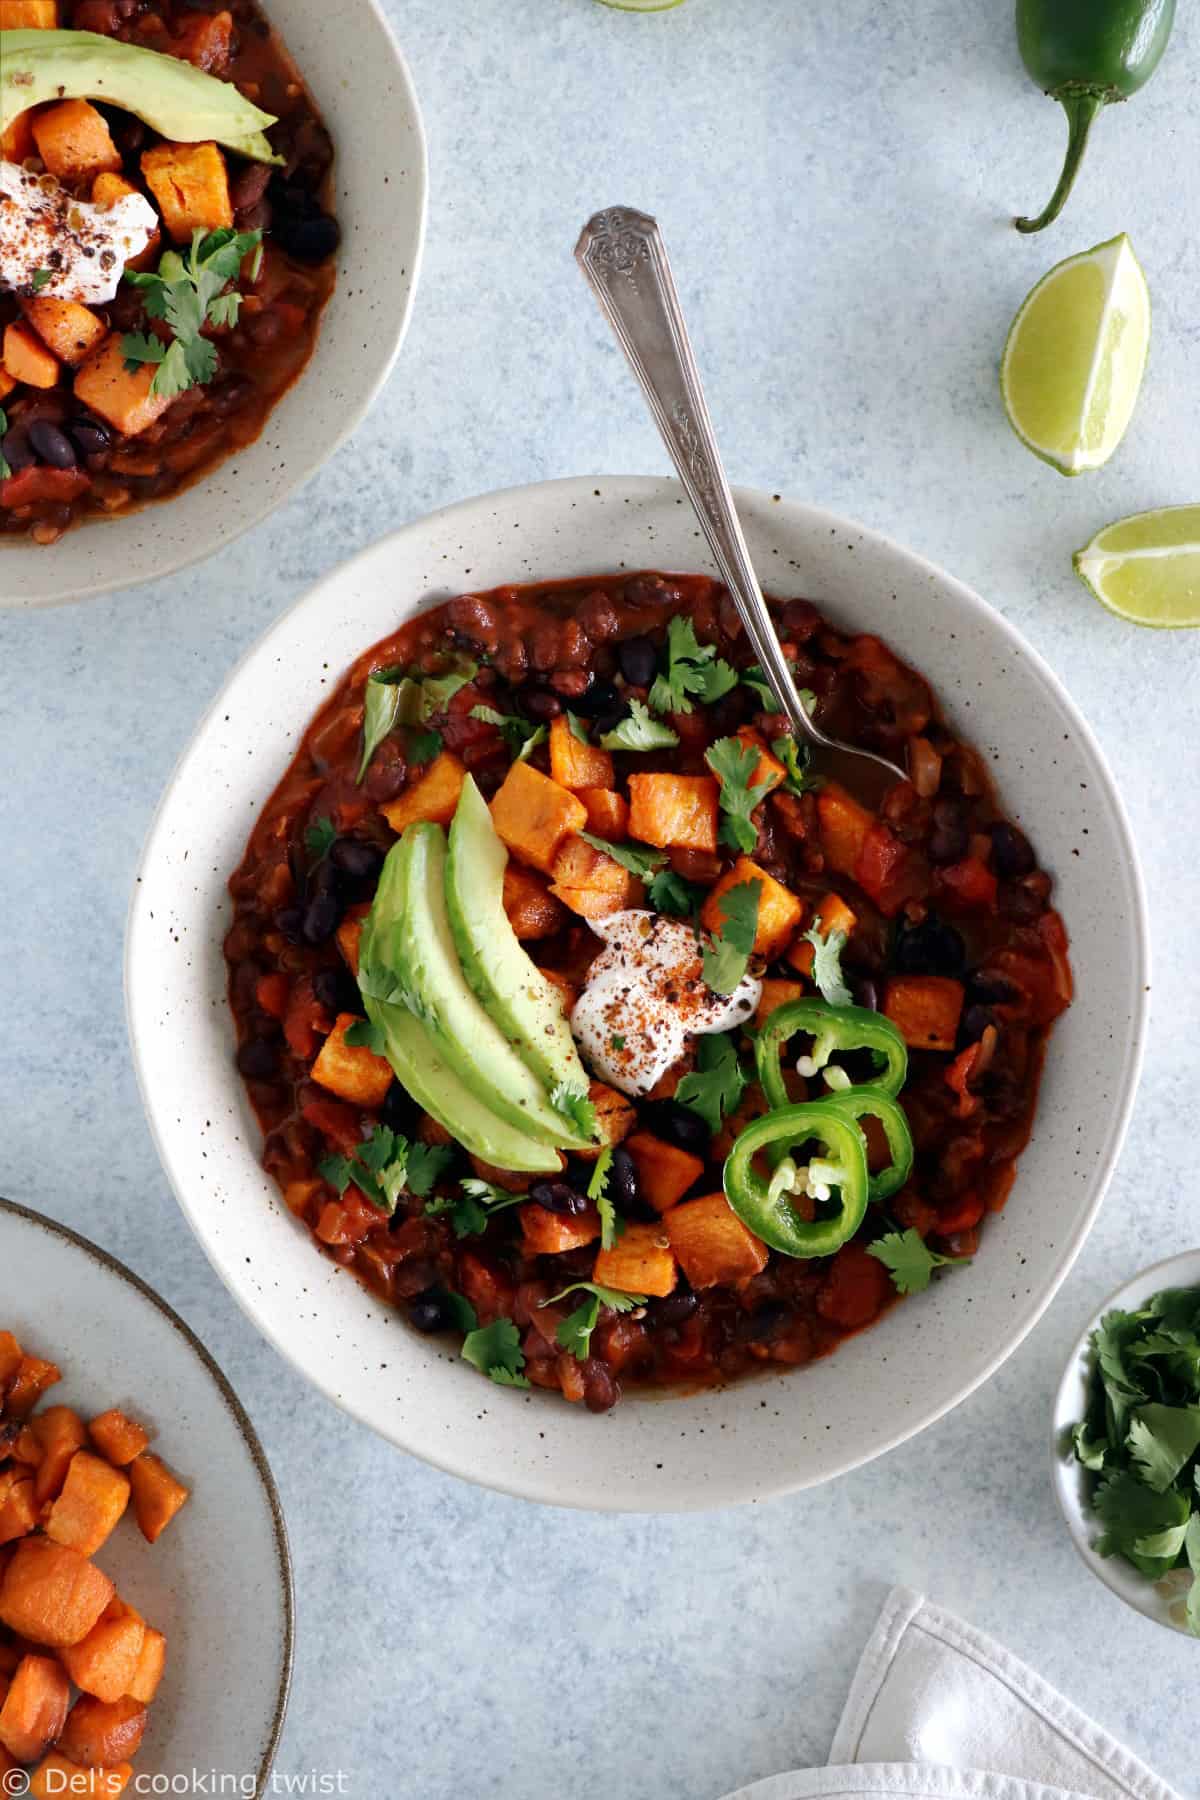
[5,0,426,610]
[126,476,1149,1510]
[1052,1248,1200,1639]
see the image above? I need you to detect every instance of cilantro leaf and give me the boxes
[541,1282,647,1360]
[121,331,167,372]
[119,226,262,398]
[425,1176,524,1238]
[343,1017,386,1055]
[461,1318,529,1387]
[701,880,760,995]
[705,736,776,854]
[1071,1422,1109,1472]
[566,711,589,744]
[1092,1472,1192,1577]
[599,700,679,752]
[577,832,667,878]
[772,733,820,796]
[648,868,703,918]
[742,664,817,717]
[205,291,242,330]
[30,267,53,293]
[358,668,408,784]
[799,919,852,1007]
[150,336,201,399]
[675,1031,747,1133]
[408,728,443,767]
[1127,1405,1200,1494]
[588,1147,624,1251]
[304,816,336,864]
[405,1142,456,1199]
[866,1229,972,1296]
[469,705,547,761]
[316,1124,417,1216]
[648,615,738,716]
[550,1083,597,1141]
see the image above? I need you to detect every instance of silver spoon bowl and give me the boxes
[575,206,907,791]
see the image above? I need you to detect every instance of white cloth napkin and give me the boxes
[719,1587,1180,1800]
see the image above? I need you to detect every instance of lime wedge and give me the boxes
[1074,506,1200,628]
[1001,233,1150,476]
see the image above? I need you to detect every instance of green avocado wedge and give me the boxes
[374,826,593,1151]
[446,777,588,1097]
[0,30,281,163]
[357,877,561,1174]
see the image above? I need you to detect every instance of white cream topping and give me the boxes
[570,909,761,1098]
[0,161,157,304]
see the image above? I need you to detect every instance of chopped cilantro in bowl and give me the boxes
[1053,1254,1200,1638]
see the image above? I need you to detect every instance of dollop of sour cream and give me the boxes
[0,161,157,304]
[570,910,761,1098]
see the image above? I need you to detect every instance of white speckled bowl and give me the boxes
[126,476,1149,1510]
[3,0,426,609]
[0,1196,292,1788]
[1052,1248,1200,1638]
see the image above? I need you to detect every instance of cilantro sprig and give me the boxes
[461,1318,529,1387]
[122,226,263,399]
[648,867,703,918]
[30,267,53,294]
[588,1146,625,1251]
[705,736,776,854]
[318,1124,452,1216]
[469,705,547,762]
[799,917,852,1008]
[866,1228,972,1296]
[550,1083,597,1140]
[577,832,667,878]
[675,1032,747,1133]
[356,659,476,784]
[701,879,760,996]
[1068,1285,1200,1629]
[599,699,679,753]
[541,1282,647,1361]
[648,616,737,716]
[425,1176,526,1240]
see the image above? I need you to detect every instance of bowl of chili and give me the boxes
[1,0,426,606]
[126,475,1149,1509]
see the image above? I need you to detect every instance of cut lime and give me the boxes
[1000,233,1150,476]
[1074,506,1200,628]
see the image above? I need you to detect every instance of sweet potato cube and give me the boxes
[334,903,369,976]
[11,1427,42,1467]
[665,1192,768,1288]
[91,173,159,269]
[0,1473,37,1546]
[787,891,859,976]
[756,977,805,1026]
[21,299,106,368]
[625,1132,705,1214]
[86,1411,151,1469]
[502,862,566,940]
[592,1222,678,1298]
[578,788,628,839]
[0,1333,21,1389]
[2,321,60,391]
[61,1601,146,1704]
[549,714,613,791]
[817,782,874,878]
[732,727,787,794]
[125,1626,165,1705]
[31,100,121,181]
[701,857,804,960]
[0,371,14,403]
[309,1013,393,1108]
[0,1653,70,1762]
[0,108,35,163]
[44,1454,130,1557]
[126,1454,189,1544]
[627,773,719,852]
[59,1694,146,1769]
[31,1408,87,1507]
[379,751,465,836]
[0,1,58,25]
[571,1081,636,1164]
[4,1356,61,1418]
[489,760,586,873]
[0,1540,114,1648]
[73,335,171,438]
[519,1203,600,1256]
[883,976,964,1052]
[141,140,232,241]
[29,1753,133,1799]
[549,834,642,921]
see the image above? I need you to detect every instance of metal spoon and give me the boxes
[575,206,906,789]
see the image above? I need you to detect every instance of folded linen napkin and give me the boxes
[720,1588,1180,1800]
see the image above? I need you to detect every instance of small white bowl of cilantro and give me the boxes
[1052,1248,1200,1639]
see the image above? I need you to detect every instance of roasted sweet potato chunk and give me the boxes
[86,1411,151,1469]
[0,1539,114,1648]
[519,1204,600,1256]
[548,714,614,791]
[58,1694,146,1769]
[73,336,172,438]
[883,976,964,1052]
[31,100,122,181]
[787,891,858,976]
[125,1626,166,1705]
[501,862,566,940]
[0,2,59,25]
[490,761,586,873]
[141,140,232,240]
[310,1013,393,1109]
[21,299,106,368]
[592,1223,678,1298]
[44,1453,131,1557]
[126,1454,189,1545]
[0,1652,70,1762]
[665,1193,768,1288]
[28,1753,133,1798]
[31,1409,87,1508]
[625,1133,704,1214]
[2,322,59,391]
[701,857,804,960]
[548,834,643,921]
[61,1600,146,1704]
[380,751,465,835]
[627,773,719,852]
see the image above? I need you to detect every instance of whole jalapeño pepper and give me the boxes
[1015,0,1176,233]
[723,1101,871,1260]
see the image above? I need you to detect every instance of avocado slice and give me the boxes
[1,30,281,163]
[381,825,593,1150]
[357,888,561,1174]
[446,776,588,1097]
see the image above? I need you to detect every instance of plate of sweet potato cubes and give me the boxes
[0,1197,292,1794]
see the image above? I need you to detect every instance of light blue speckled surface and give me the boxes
[2,0,1198,1793]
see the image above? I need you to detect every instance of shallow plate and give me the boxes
[127,475,1149,1510]
[3,0,427,609]
[0,1197,293,1784]
[1051,1247,1200,1638]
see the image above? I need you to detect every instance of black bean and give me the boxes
[301,891,341,945]
[607,1145,640,1212]
[928,797,969,865]
[647,1099,710,1155]
[617,636,658,687]
[236,199,273,237]
[276,210,340,264]
[892,915,966,979]
[26,420,77,470]
[381,1082,419,1135]
[313,967,360,1015]
[209,373,254,417]
[570,677,621,720]
[582,1358,618,1414]
[330,837,384,881]
[0,428,35,473]
[273,906,304,944]
[68,418,112,458]
[853,978,879,1012]
[237,1035,279,1078]
[408,1292,452,1333]
[966,970,1019,1006]
[529,1179,588,1216]
[519,687,562,722]
[959,1004,994,1045]
[592,701,631,737]
[229,159,272,212]
[736,1302,789,1343]
[990,822,1036,879]
[647,1292,699,1330]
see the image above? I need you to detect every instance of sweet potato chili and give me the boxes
[0,0,338,544]
[225,574,1073,1414]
